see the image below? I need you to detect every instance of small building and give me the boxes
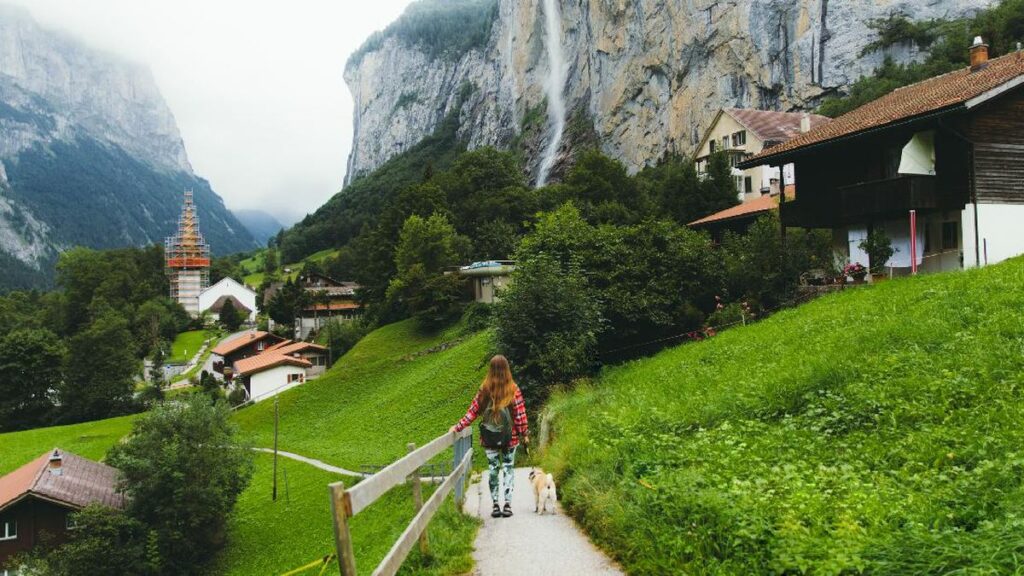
[457,261,515,304]
[295,272,362,340]
[211,330,287,378]
[264,340,330,379]
[198,277,258,323]
[694,108,830,203]
[233,352,312,403]
[739,39,1024,274]
[0,449,125,568]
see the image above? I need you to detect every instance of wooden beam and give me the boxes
[371,448,473,576]
[346,428,470,517]
[407,442,430,557]
[329,482,357,576]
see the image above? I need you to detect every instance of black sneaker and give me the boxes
[491,503,502,518]
[502,503,513,517]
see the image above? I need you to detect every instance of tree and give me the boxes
[387,213,470,327]
[263,247,279,276]
[61,301,140,422]
[219,299,243,331]
[0,329,65,431]
[107,396,253,575]
[267,277,308,328]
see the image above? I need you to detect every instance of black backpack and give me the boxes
[479,403,513,448]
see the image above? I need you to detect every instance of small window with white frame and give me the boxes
[1,518,16,541]
[732,130,747,147]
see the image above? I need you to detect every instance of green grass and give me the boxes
[544,258,1024,574]
[168,330,211,364]
[214,454,478,575]
[232,320,490,468]
[242,248,340,288]
[0,415,137,474]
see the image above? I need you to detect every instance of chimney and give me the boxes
[800,112,811,133]
[970,36,989,71]
[48,449,63,476]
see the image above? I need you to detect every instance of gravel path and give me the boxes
[463,468,623,576]
[251,448,366,477]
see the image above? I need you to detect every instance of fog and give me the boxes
[9,0,415,225]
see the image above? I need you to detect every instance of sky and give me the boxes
[10,0,415,225]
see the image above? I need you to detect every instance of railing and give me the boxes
[328,428,474,576]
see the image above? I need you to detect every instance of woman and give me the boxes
[450,354,529,518]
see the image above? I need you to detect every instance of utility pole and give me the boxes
[273,396,279,501]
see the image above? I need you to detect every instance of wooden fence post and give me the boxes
[453,433,465,505]
[407,443,430,557]
[329,482,357,576]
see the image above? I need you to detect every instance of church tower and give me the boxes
[165,190,211,316]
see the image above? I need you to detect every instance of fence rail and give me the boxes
[328,428,473,576]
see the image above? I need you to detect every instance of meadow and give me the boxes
[544,258,1024,574]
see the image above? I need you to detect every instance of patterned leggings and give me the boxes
[484,446,517,504]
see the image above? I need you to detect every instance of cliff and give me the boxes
[344,0,995,185]
[0,4,256,289]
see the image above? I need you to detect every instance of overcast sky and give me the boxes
[10,0,415,225]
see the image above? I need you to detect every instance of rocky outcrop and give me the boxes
[344,0,994,184]
[0,4,255,288]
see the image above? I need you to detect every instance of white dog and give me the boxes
[529,468,557,515]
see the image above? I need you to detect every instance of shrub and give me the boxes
[860,228,896,274]
[37,505,158,576]
[462,301,493,332]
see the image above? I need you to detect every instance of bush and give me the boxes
[322,319,373,365]
[227,385,248,408]
[462,301,493,332]
[36,505,158,576]
[860,228,896,273]
[107,396,253,574]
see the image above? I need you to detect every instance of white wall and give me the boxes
[962,203,1024,268]
[199,277,258,322]
[247,364,306,403]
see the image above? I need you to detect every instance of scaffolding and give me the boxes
[165,190,210,315]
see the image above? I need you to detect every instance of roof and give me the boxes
[0,449,125,514]
[302,302,362,312]
[202,277,257,297]
[725,108,831,146]
[234,353,312,377]
[208,295,253,315]
[212,331,280,356]
[689,194,779,227]
[744,51,1024,166]
[273,341,328,356]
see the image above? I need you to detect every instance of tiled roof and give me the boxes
[234,353,311,377]
[746,51,1024,166]
[0,449,125,513]
[263,340,294,353]
[212,331,276,356]
[209,295,252,315]
[273,341,328,356]
[689,190,791,227]
[725,108,831,146]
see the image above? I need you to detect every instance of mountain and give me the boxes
[233,209,283,246]
[343,0,995,186]
[0,4,257,290]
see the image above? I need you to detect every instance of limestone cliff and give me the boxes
[344,0,994,185]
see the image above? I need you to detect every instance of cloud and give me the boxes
[7,0,413,225]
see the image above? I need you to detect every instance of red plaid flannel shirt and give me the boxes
[455,387,529,448]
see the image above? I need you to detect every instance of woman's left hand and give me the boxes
[449,425,458,434]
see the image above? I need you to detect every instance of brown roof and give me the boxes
[273,341,328,356]
[725,108,831,146]
[689,186,795,227]
[208,295,252,315]
[212,331,280,356]
[234,353,311,377]
[745,51,1024,166]
[263,339,294,353]
[0,449,125,513]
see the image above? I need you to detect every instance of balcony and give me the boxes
[781,175,950,227]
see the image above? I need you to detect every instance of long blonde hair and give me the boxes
[480,355,517,421]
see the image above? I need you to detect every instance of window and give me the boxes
[1,519,16,541]
[744,176,753,194]
[287,373,305,384]
[733,176,744,194]
[732,130,747,147]
[942,221,959,250]
[256,341,266,351]
[708,140,716,154]
[721,136,730,150]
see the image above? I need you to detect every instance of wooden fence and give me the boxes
[328,428,474,576]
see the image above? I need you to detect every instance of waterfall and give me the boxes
[536,0,567,188]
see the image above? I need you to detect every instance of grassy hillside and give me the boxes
[241,247,339,287]
[545,258,1024,574]
[0,415,136,474]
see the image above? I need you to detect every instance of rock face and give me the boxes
[344,0,994,185]
[0,4,256,289]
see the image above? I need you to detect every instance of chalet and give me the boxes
[211,330,287,378]
[0,450,125,569]
[198,277,258,323]
[457,261,515,304]
[295,272,362,339]
[694,108,830,203]
[739,39,1024,275]
[232,340,328,402]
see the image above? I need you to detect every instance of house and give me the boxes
[198,277,258,323]
[231,341,328,402]
[457,261,515,304]
[739,39,1024,275]
[211,330,287,378]
[694,108,830,202]
[0,449,125,568]
[294,272,362,339]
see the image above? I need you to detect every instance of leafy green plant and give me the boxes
[859,228,896,274]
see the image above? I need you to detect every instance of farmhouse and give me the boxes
[457,261,515,304]
[739,39,1024,274]
[211,330,287,378]
[295,272,362,339]
[0,450,125,568]
[232,340,328,402]
[198,277,258,323]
